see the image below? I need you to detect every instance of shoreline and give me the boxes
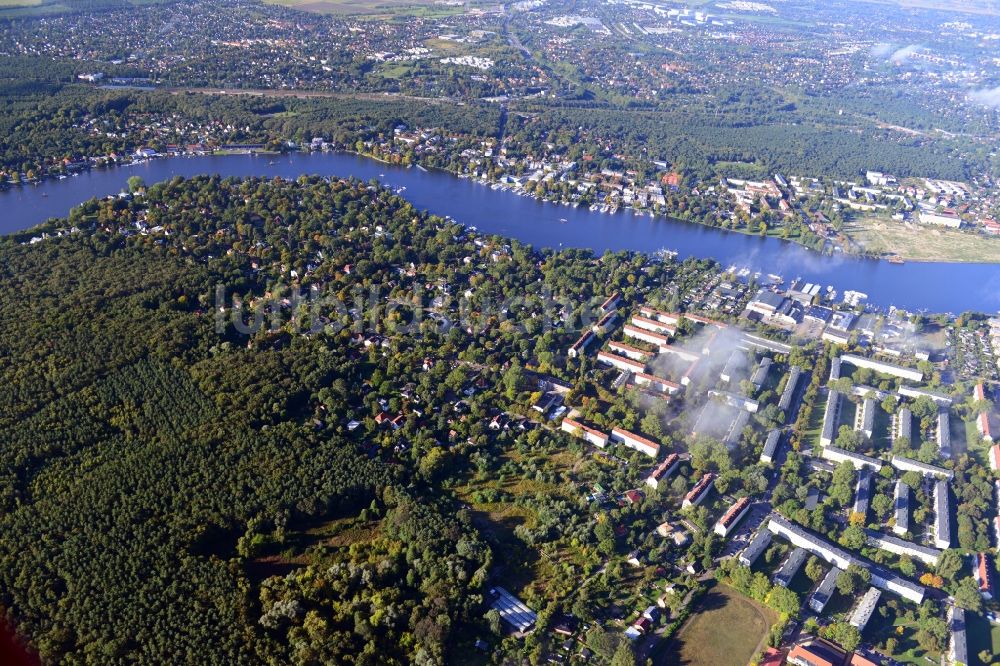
[6,149,1000,267]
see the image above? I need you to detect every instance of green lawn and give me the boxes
[659,583,778,666]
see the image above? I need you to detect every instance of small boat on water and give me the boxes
[887,255,904,265]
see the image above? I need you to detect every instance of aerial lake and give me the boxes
[2,151,996,313]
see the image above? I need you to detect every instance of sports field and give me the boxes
[661,584,777,666]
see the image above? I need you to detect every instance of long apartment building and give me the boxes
[865,530,941,566]
[937,410,952,459]
[809,567,843,614]
[774,547,808,588]
[821,446,883,472]
[560,417,609,449]
[708,389,760,413]
[848,587,881,631]
[714,496,752,537]
[645,453,680,489]
[607,340,650,362]
[682,472,716,508]
[766,513,925,604]
[632,371,682,395]
[855,397,876,439]
[622,324,669,347]
[778,365,801,412]
[751,357,773,389]
[894,480,910,536]
[637,306,679,326]
[739,528,772,567]
[840,354,923,382]
[891,455,953,480]
[568,330,596,359]
[761,429,781,464]
[820,390,842,447]
[853,467,873,521]
[935,479,952,550]
[610,427,660,458]
[630,314,677,337]
[597,350,645,373]
[947,606,968,666]
[892,407,912,443]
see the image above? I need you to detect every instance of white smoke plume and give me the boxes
[969,86,1000,108]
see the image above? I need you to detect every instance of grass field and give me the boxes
[845,215,1000,263]
[660,584,777,666]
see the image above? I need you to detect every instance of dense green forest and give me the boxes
[0,174,691,664]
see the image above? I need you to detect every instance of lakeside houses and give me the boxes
[778,366,802,412]
[947,606,968,666]
[592,310,619,335]
[610,427,660,458]
[865,530,941,566]
[608,340,651,362]
[751,357,773,389]
[774,547,808,588]
[761,429,781,464]
[766,513,925,603]
[855,398,876,439]
[623,324,670,347]
[682,472,716,508]
[853,467,873,521]
[820,391,842,447]
[938,410,952,459]
[560,417,610,448]
[809,567,843,614]
[898,385,952,406]
[892,408,912,443]
[597,350,646,373]
[632,371,682,395]
[714,496,752,537]
[489,587,537,634]
[568,330,596,359]
[848,587,881,632]
[976,553,994,600]
[822,446,884,472]
[638,306,680,326]
[891,455,954,481]
[894,480,910,536]
[630,314,677,337]
[600,293,621,313]
[739,529,772,567]
[840,354,923,382]
[720,349,747,384]
[708,390,759,413]
[935,479,953,550]
[645,453,680,489]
